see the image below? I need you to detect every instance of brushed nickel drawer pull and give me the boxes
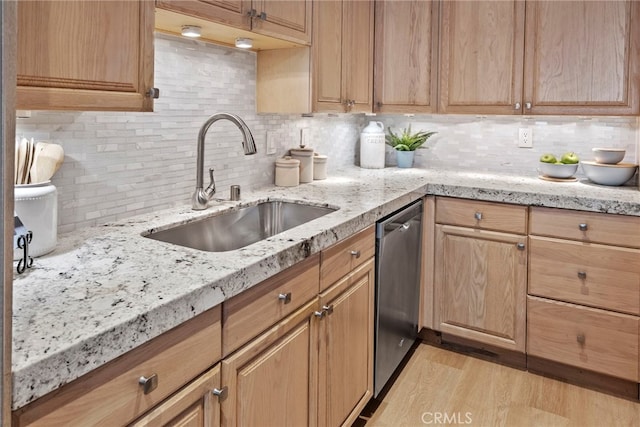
[577,271,587,279]
[350,250,361,258]
[278,292,292,304]
[474,212,483,221]
[516,242,525,250]
[579,223,588,231]
[514,102,521,110]
[525,102,532,110]
[576,333,586,345]
[139,373,158,394]
[314,310,326,318]
[212,387,228,401]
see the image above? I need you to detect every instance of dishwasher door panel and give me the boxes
[374,200,422,397]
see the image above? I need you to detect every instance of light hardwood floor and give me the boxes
[365,344,640,427]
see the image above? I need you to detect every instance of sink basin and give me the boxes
[144,201,338,252]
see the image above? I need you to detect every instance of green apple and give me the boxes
[560,152,579,164]
[540,153,557,164]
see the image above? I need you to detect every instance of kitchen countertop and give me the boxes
[12,167,640,409]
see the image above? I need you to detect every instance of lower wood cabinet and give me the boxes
[13,306,222,427]
[318,258,374,427]
[528,296,639,381]
[221,299,319,427]
[130,364,222,427]
[433,203,528,352]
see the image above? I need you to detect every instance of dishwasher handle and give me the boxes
[377,200,423,238]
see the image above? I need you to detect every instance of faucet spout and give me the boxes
[192,113,257,210]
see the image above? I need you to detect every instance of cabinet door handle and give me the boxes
[579,223,588,231]
[516,242,526,251]
[278,292,292,304]
[259,11,267,20]
[577,271,587,279]
[139,373,158,394]
[474,212,483,221]
[212,386,228,401]
[146,88,160,99]
[350,250,361,258]
[576,333,586,345]
[514,102,521,110]
[247,8,257,17]
[322,304,334,316]
[525,102,532,110]
[314,310,326,318]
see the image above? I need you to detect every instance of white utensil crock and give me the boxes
[14,182,57,260]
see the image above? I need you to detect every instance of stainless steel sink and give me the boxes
[144,201,338,252]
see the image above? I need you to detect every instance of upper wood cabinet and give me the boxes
[374,0,439,114]
[156,0,311,45]
[17,0,156,112]
[523,0,640,115]
[312,0,374,113]
[439,0,640,116]
[438,0,525,115]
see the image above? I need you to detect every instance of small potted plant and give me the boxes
[385,125,437,168]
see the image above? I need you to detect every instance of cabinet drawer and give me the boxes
[529,236,640,314]
[320,225,375,291]
[530,207,640,248]
[436,198,527,234]
[14,306,222,427]
[527,296,639,381]
[223,253,320,356]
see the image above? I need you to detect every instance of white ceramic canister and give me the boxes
[14,181,58,260]
[313,153,328,180]
[275,156,300,187]
[290,147,314,183]
[360,121,386,169]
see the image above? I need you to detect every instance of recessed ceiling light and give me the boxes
[235,37,253,49]
[181,25,201,38]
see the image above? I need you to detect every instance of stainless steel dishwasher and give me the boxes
[374,199,423,397]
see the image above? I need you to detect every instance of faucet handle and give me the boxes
[204,168,216,198]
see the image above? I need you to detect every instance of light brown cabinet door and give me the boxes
[17,0,155,112]
[252,0,311,45]
[221,300,318,427]
[523,0,640,115]
[439,0,525,114]
[374,0,439,114]
[130,365,222,427]
[313,0,373,113]
[155,1,252,29]
[318,259,374,427]
[434,225,527,352]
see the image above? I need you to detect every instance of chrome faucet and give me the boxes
[192,113,257,210]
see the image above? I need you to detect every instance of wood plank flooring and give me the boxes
[363,344,640,427]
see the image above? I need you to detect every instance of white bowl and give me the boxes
[581,161,638,186]
[592,148,626,164]
[538,162,579,179]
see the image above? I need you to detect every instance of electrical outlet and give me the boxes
[518,128,533,148]
[266,131,277,155]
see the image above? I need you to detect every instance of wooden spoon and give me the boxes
[30,143,64,183]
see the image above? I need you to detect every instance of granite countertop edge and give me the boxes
[11,167,640,409]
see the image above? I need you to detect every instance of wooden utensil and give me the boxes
[16,138,27,185]
[30,143,64,183]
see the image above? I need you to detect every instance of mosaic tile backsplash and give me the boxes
[16,34,639,232]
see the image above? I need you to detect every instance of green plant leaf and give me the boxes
[385,126,437,151]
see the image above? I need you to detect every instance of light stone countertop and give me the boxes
[12,166,640,409]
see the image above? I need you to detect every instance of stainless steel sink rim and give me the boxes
[143,200,339,252]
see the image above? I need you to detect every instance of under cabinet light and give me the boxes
[181,25,202,38]
[235,38,253,49]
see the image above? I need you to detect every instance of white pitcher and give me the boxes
[360,121,386,169]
